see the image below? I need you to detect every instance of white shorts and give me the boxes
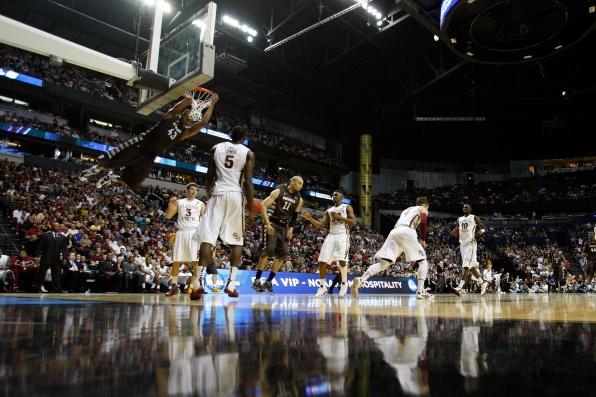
[173,230,199,262]
[199,192,244,246]
[460,241,478,268]
[318,233,350,263]
[375,226,426,263]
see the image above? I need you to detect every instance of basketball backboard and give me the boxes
[136,1,216,115]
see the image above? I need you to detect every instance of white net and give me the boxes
[187,88,215,122]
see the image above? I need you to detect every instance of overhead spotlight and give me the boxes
[377,20,383,26]
[247,36,253,43]
[433,34,439,41]
[466,51,474,56]
[375,12,382,20]
[554,45,563,50]
[561,90,567,97]
[142,0,172,12]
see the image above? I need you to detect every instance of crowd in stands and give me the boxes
[0,44,342,166]
[0,162,364,292]
[376,170,596,216]
[0,44,138,106]
[1,161,594,294]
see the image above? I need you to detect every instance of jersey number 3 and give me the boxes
[224,154,234,168]
[186,208,192,217]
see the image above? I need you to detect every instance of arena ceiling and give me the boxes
[1,0,595,167]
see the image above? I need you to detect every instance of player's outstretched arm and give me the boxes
[243,151,256,226]
[165,196,178,220]
[164,97,193,120]
[302,211,329,230]
[261,189,281,235]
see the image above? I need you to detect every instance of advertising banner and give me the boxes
[204,269,417,295]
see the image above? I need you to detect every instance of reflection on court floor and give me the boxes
[0,293,594,396]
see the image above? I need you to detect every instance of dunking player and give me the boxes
[302,190,356,297]
[252,176,304,294]
[80,90,218,188]
[163,182,205,298]
[196,125,255,298]
[352,196,433,299]
[453,204,489,296]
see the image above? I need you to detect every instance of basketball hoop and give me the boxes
[187,87,217,122]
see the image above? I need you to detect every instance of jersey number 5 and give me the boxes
[224,154,234,168]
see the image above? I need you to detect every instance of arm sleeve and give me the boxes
[419,213,428,241]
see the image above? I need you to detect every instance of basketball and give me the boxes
[245,198,263,214]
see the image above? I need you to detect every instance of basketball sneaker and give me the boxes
[224,287,239,298]
[262,281,274,295]
[211,286,222,293]
[338,283,348,298]
[190,287,205,301]
[416,290,433,300]
[351,277,362,298]
[453,287,462,297]
[79,165,101,182]
[165,284,179,297]
[315,286,328,298]
[95,171,119,189]
[252,279,262,293]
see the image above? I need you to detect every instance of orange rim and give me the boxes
[192,87,216,96]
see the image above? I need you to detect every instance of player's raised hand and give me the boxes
[169,196,178,205]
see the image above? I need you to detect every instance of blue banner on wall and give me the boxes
[204,269,417,295]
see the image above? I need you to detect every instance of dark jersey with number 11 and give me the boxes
[268,184,301,225]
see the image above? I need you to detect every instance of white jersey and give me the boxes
[212,141,251,195]
[396,206,425,229]
[176,198,205,230]
[458,214,477,245]
[327,203,349,235]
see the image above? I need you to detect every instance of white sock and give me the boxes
[339,263,348,284]
[211,273,218,286]
[318,278,327,289]
[195,266,204,289]
[417,260,428,292]
[457,279,466,289]
[227,267,238,291]
[361,260,390,282]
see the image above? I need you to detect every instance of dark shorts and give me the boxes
[258,223,289,258]
[587,261,595,277]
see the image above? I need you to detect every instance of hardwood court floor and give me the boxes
[1,292,595,396]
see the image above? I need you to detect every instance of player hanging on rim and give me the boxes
[252,176,304,295]
[79,88,218,188]
[163,182,206,298]
[302,190,356,298]
[196,125,255,298]
[351,196,433,300]
[453,203,489,296]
